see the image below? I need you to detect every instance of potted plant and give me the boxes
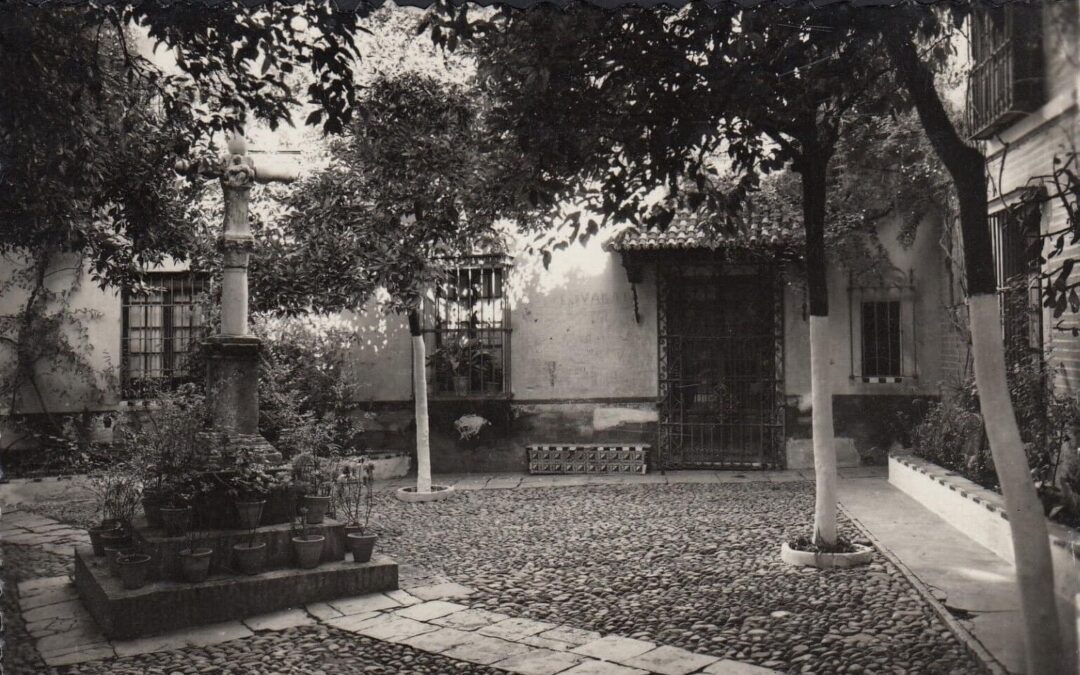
[291,508,325,569]
[473,348,502,395]
[122,386,206,528]
[86,464,141,556]
[157,475,196,537]
[232,517,267,576]
[225,449,283,530]
[116,550,153,590]
[332,458,377,563]
[178,527,213,584]
[429,336,481,396]
[290,446,337,524]
[104,542,134,578]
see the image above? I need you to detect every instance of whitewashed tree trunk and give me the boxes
[809,315,837,546]
[412,333,432,494]
[798,147,839,549]
[969,294,1064,674]
[885,30,1066,673]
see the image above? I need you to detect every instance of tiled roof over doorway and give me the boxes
[606,176,803,253]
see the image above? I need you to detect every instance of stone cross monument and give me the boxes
[176,133,298,462]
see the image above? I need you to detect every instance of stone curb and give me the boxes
[838,503,1009,675]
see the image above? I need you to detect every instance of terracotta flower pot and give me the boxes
[302,495,331,524]
[105,545,133,577]
[117,553,152,590]
[98,528,130,554]
[453,375,470,396]
[179,547,213,583]
[292,534,325,569]
[159,506,192,536]
[141,493,165,529]
[89,522,123,556]
[346,533,377,563]
[233,541,266,576]
[234,500,265,530]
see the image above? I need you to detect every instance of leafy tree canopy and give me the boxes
[0,2,372,288]
[426,2,949,312]
[0,10,202,287]
[250,73,523,317]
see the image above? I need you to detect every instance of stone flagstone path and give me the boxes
[5,508,778,674]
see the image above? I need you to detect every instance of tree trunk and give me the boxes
[799,147,838,548]
[409,310,432,493]
[886,30,1065,674]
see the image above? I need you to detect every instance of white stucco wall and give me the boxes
[510,241,657,401]
[0,254,197,417]
[341,237,659,404]
[783,214,945,403]
[0,253,123,415]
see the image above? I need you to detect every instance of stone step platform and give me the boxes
[133,518,347,582]
[74,546,398,640]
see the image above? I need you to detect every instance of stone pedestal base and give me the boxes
[75,546,398,639]
[202,335,281,464]
[196,430,283,467]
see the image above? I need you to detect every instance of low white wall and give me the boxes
[889,455,1016,562]
[365,451,410,480]
[890,455,1080,623]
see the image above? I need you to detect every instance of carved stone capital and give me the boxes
[220,234,257,254]
[222,152,256,189]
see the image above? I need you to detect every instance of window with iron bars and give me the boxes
[422,256,511,397]
[848,269,917,384]
[990,201,1043,364]
[861,301,902,378]
[967,4,1044,139]
[121,272,209,398]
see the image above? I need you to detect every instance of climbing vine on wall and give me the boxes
[0,250,119,474]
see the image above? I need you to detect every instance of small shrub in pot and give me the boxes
[178,528,213,583]
[116,552,152,590]
[333,458,378,562]
[121,385,207,528]
[86,464,141,555]
[223,449,286,530]
[157,476,197,537]
[287,430,338,524]
[232,517,267,576]
[290,509,325,569]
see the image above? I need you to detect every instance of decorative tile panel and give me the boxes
[526,444,649,475]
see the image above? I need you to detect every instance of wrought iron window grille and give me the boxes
[848,268,917,383]
[121,272,209,398]
[421,254,512,398]
[990,200,1043,362]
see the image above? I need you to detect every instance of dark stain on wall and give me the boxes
[784,394,936,465]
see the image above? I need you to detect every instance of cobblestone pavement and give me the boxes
[374,482,981,674]
[2,477,982,675]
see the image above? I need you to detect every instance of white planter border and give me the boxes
[779,542,873,569]
[394,485,455,503]
[889,454,1080,610]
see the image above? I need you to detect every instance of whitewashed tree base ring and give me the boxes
[780,542,873,569]
[395,485,455,503]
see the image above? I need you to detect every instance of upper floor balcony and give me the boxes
[967,5,1045,140]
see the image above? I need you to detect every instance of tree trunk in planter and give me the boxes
[798,145,839,548]
[886,30,1065,674]
[410,310,433,493]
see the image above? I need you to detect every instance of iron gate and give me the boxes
[657,262,784,469]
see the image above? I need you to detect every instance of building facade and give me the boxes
[944,3,1080,395]
[342,207,947,473]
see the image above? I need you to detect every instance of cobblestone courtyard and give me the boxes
[3,477,982,674]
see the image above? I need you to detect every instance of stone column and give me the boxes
[181,134,297,462]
